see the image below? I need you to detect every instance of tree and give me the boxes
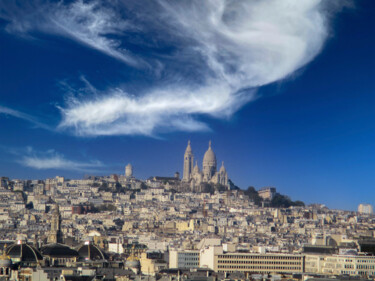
[25,202,34,209]
[98,182,111,192]
[270,193,305,208]
[244,186,262,206]
[98,204,117,212]
[228,179,240,190]
[293,200,305,207]
[271,193,292,208]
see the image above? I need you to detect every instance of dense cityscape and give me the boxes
[0,142,374,281]
[1,0,374,281]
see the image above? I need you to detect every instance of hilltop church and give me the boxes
[182,141,229,191]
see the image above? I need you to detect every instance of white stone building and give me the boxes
[182,141,229,189]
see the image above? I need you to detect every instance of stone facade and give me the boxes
[47,205,63,244]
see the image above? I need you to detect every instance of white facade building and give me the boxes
[169,250,200,269]
[358,203,373,214]
[182,141,229,189]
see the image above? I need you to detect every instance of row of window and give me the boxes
[218,260,301,265]
[218,255,301,260]
[357,265,375,270]
[183,258,199,261]
[357,259,375,263]
[179,263,199,266]
[217,265,301,270]
[341,271,355,275]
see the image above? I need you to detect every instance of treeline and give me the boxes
[244,186,304,208]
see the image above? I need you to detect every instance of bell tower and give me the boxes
[48,205,63,244]
[183,141,194,182]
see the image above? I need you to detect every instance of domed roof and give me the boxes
[203,141,216,164]
[77,244,108,261]
[0,249,11,267]
[126,245,140,269]
[125,259,140,268]
[6,243,43,262]
[0,257,11,267]
[41,243,78,258]
[219,161,226,173]
[126,163,132,168]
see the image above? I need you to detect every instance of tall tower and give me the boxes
[203,141,217,182]
[183,141,194,182]
[48,205,63,244]
[125,163,133,178]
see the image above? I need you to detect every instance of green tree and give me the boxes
[244,186,262,206]
[270,193,305,208]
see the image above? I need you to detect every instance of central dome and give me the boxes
[203,141,216,165]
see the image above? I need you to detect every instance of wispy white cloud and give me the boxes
[1,0,349,137]
[18,147,103,172]
[0,105,52,130]
[58,0,335,136]
[58,83,253,136]
[0,0,140,66]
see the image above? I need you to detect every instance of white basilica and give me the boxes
[182,141,229,189]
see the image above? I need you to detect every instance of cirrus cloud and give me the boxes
[0,0,140,66]
[0,105,52,131]
[0,0,350,137]
[19,147,103,172]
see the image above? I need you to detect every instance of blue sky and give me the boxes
[0,0,374,210]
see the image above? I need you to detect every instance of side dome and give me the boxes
[77,244,108,261]
[219,162,226,173]
[6,243,43,262]
[41,243,79,258]
[0,251,11,267]
[203,141,216,165]
[125,257,140,268]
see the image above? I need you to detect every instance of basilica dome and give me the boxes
[203,141,216,165]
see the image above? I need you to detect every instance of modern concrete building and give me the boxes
[169,250,200,269]
[199,245,304,274]
[305,254,375,276]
